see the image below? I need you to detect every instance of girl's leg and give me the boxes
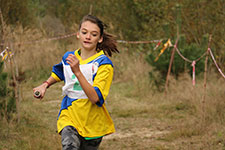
[61,126,81,150]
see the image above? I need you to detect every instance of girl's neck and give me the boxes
[80,48,97,60]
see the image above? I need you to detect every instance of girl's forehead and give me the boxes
[80,21,100,32]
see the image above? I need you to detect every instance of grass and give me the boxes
[0,82,62,150]
[1,37,225,149]
[1,72,225,150]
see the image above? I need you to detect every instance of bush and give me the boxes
[146,35,208,90]
[0,62,16,121]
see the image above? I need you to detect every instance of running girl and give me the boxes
[33,14,119,150]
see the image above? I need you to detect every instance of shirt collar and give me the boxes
[74,49,104,65]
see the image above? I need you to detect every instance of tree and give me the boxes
[0,0,35,27]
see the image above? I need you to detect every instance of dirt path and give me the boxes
[104,128,169,140]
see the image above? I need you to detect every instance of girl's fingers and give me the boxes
[66,56,75,63]
[65,54,80,74]
[66,55,79,65]
[68,54,78,60]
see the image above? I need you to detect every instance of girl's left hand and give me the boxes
[66,54,80,75]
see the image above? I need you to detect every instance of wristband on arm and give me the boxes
[43,81,50,88]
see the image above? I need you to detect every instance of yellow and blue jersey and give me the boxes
[51,49,115,139]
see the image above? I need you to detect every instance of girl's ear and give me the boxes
[98,36,103,43]
[76,32,80,39]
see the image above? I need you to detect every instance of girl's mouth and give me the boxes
[84,41,91,44]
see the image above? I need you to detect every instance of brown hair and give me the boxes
[79,15,119,57]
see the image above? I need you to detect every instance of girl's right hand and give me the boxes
[33,83,48,100]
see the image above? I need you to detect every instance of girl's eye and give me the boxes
[92,34,97,37]
[82,31,87,34]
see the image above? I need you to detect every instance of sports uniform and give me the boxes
[51,49,115,140]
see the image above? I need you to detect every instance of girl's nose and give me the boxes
[86,33,91,39]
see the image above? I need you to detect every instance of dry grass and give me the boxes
[99,70,225,150]
[2,25,78,80]
[1,29,225,149]
[0,82,63,150]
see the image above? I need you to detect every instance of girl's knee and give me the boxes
[61,126,80,150]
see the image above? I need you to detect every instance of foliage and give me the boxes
[0,0,224,80]
[146,35,207,90]
[0,0,35,27]
[0,62,16,120]
[0,62,7,97]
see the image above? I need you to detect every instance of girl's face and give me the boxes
[77,21,103,51]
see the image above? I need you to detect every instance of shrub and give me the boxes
[146,35,208,90]
[0,62,16,121]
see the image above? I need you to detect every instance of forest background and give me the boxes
[0,0,225,149]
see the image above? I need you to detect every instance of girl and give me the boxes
[33,14,119,150]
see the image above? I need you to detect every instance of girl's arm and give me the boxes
[33,76,57,100]
[74,71,99,104]
[66,54,99,104]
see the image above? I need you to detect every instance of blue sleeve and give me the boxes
[52,61,64,81]
[98,56,113,67]
[94,87,104,107]
[62,51,74,65]
[52,51,76,81]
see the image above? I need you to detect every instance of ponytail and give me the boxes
[97,32,119,57]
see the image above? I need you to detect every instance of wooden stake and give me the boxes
[1,9,20,122]
[165,27,180,94]
[0,8,5,50]
[6,47,20,122]
[203,35,212,92]
[0,8,5,35]
[89,5,93,15]
[201,35,212,124]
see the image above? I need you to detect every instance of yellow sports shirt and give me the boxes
[51,49,115,138]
